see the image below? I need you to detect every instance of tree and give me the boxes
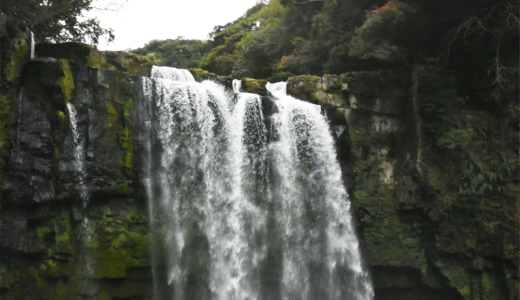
[0,0,119,44]
[132,38,212,69]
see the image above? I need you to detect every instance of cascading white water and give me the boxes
[140,76,160,296]
[150,67,267,300]
[67,102,89,204]
[30,32,36,59]
[145,68,372,300]
[266,82,374,300]
[266,82,286,96]
[233,79,242,94]
[152,66,195,82]
[68,102,95,296]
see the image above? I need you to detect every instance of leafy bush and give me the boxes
[131,38,211,69]
[437,129,471,149]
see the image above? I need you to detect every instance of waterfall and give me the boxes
[140,76,159,296]
[266,82,373,300]
[233,79,242,94]
[68,102,95,297]
[149,67,267,300]
[67,103,88,204]
[30,32,36,59]
[145,67,372,300]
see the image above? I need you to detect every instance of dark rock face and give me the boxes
[287,71,519,300]
[1,24,155,297]
[0,20,518,300]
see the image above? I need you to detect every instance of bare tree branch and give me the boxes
[487,40,514,89]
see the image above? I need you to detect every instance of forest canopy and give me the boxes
[0,0,118,44]
[132,0,518,100]
[131,38,212,69]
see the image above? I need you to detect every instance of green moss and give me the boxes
[88,239,99,250]
[120,100,134,171]
[481,272,492,293]
[101,205,112,217]
[56,60,74,104]
[55,60,75,104]
[7,43,29,81]
[23,59,76,106]
[36,42,93,65]
[189,68,217,82]
[53,213,72,252]
[87,55,112,70]
[107,105,118,128]
[28,267,44,288]
[111,179,131,194]
[120,127,134,170]
[354,189,372,198]
[364,214,426,268]
[437,129,471,149]
[0,263,16,291]
[37,226,51,241]
[104,227,114,233]
[87,50,151,76]
[111,234,127,248]
[286,75,321,102]
[126,210,148,224]
[91,231,149,278]
[57,111,65,121]
[435,260,471,298]
[241,78,267,94]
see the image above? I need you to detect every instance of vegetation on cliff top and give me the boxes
[0,0,121,44]
[132,0,518,109]
[131,38,212,69]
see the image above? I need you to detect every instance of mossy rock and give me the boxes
[88,50,152,76]
[339,71,379,98]
[5,39,30,82]
[364,214,426,269]
[189,68,217,82]
[241,78,267,95]
[323,106,348,126]
[189,68,233,89]
[286,75,321,102]
[22,59,75,107]
[35,43,153,77]
[435,259,472,299]
[90,230,149,278]
[36,43,93,66]
[1,15,31,83]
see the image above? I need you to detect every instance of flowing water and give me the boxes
[67,103,89,205]
[30,32,36,59]
[144,67,373,300]
[267,83,373,300]
[68,102,95,296]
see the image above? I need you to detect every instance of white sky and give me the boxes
[90,0,261,51]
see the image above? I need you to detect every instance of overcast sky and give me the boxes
[90,0,261,51]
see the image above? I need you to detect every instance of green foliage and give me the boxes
[437,129,471,150]
[364,214,426,268]
[198,0,288,78]
[131,38,211,69]
[349,1,416,62]
[0,0,116,44]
